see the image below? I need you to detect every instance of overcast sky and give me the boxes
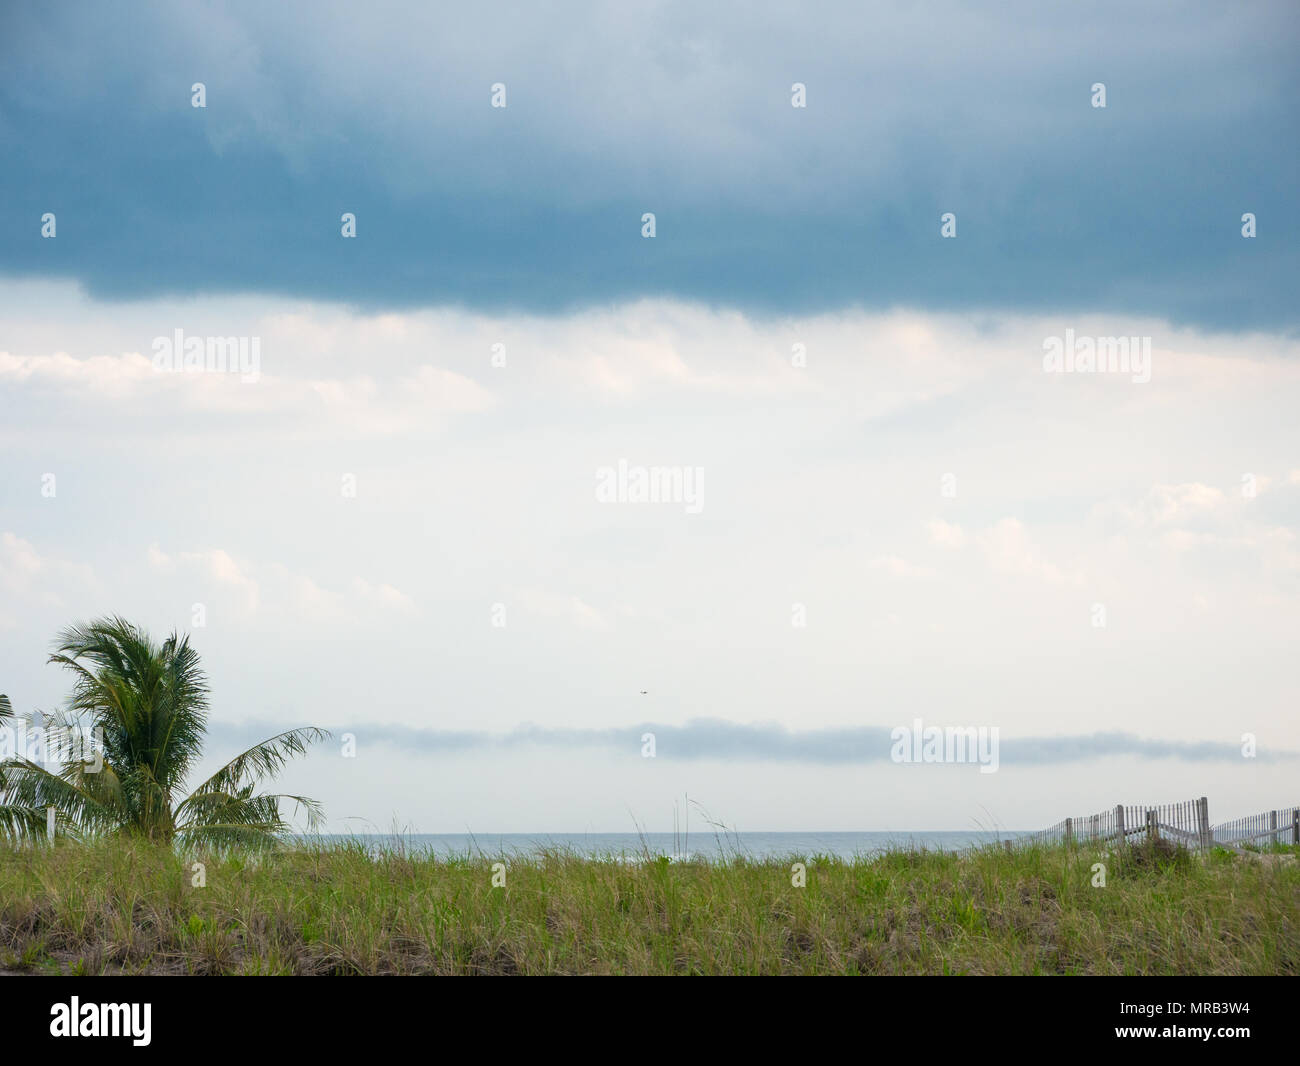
[1,2,1297,832]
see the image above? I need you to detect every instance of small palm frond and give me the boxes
[0,804,46,840]
[178,727,331,812]
[180,788,325,834]
[0,758,113,837]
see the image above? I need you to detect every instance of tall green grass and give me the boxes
[1,837,1295,974]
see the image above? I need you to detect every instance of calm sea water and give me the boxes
[303,830,1020,861]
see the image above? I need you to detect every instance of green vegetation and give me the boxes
[0,617,328,846]
[1,835,1295,975]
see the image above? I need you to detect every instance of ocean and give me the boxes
[304,830,1022,861]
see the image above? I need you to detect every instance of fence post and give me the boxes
[1293,810,1299,846]
[1146,808,1157,842]
[1115,804,1125,840]
[1064,817,1073,846]
[1269,810,1278,847]
[1003,839,1012,854]
[1196,796,1210,851]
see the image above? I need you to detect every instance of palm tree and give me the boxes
[0,617,329,847]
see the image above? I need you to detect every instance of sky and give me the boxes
[1,1,1298,833]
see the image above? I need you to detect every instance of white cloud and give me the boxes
[927,520,965,549]
[515,588,611,631]
[351,578,415,612]
[400,366,496,413]
[148,545,260,613]
[1146,482,1226,524]
[0,350,155,394]
[868,555,937,580]
[145,545,414,620]
[0,532,99,627]
[976,518,1084,587]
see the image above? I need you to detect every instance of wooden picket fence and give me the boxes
[1213,804,1300,848]
[1014,796,1300,854]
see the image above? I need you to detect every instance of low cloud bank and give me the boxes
[208,718,1283,766]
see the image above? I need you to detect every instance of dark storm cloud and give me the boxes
[1,0,1297,327]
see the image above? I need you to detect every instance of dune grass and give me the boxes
[1,835,1296,975]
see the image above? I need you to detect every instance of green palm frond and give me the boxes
[178,727,332,810]
[180,788,324,833]
[0,804,46,840]
[0,692,38,838]
[0,758,109,838]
